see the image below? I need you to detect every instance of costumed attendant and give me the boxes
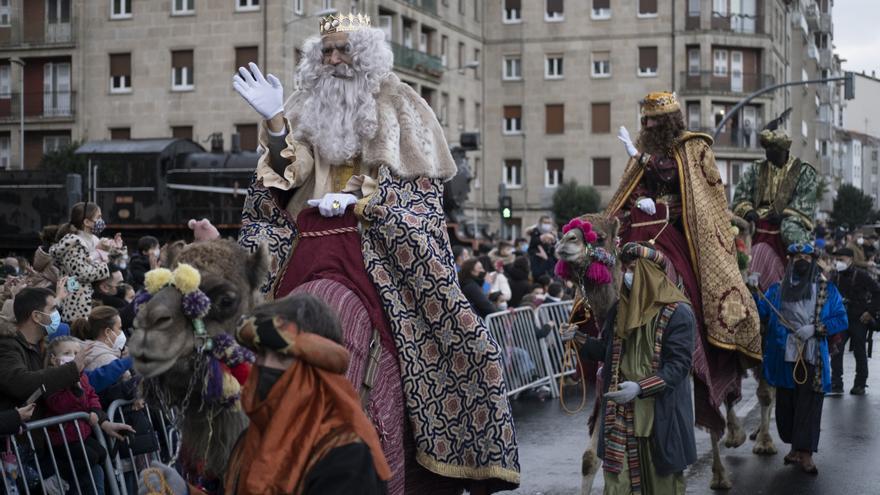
[733,125,817,292]
[140,293,390,495]
[579,243,696,495]
[233,12,518,493]
[756,243,847,474]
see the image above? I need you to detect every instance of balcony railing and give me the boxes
[0,20,77,47]
[0,92,76,121]
[680,71,775,95]
[805,4,820,30]
[818,12,832,33]
[403,0,437,16]
[695,127,763,151]
[819,47,833,68]
[710,11,763,34]
[389,42,443,79]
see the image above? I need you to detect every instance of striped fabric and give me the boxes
[750,241,786,292]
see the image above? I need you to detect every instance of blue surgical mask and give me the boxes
[624,271,634,290]
[39,310,62,335]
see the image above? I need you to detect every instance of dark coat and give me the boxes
[832,266,880,320]
[0,331,80,414]
[0,408,22,435]
[505,261,531,308]
[461,278,496,318]
[527,230,557,280]
[579,302,697,476]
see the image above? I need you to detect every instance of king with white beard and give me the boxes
[234,13,520,495]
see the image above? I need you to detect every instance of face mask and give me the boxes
[857,238,865,246]
[38,310,62,335]
[257,366,285,401]
[793,259,811,276]
[835,261,849,272]
[56,354,75,366]
[497,302,508,311]
[118,262,127,270]
[624,271,634,289]
[112,330,127,351]
[475,271,487,284]
[92,218,106,236]
[539,223,553,234]
[519,243,529,253]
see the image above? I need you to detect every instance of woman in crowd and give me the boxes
[505,256,532,308]
[71,306,134,399]
[459,258,498,319]
[51,202,111,322]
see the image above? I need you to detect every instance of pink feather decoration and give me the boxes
[586,262,612,285]
[555,260,571,279]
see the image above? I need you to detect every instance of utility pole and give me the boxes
[10,57,25,170]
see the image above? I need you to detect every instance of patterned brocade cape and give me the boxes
[605,132,762,361]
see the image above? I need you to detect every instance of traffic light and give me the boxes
[844,71,856,100]
[499,195,512,219]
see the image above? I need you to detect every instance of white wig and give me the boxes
[290,27,393,164]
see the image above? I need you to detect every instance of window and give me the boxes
[503,159,522,188]
[457,97,466,130]
[402,25,412,49]
[458,42,465,68]
[171,50,194,90]
[545,0,564,21]
[459,0,465,14]
[475,102,481,129]
[323,0,333,9]
[545,159,564,188]
[638,0,657,16]
[294,0,304,15]
[638,46,658,76]
[172,0,194,14]
[236,124,258,151]
[687,0,700,16]
[545,104,564,134]
[110,127,131,140]
[172,126,193,140]
[474,49,481,79]
[713,0,727,16]
[0,0,10,26]
[688,47,700,75]
[235,46,259,71]
[801,121,808,138]
[503,106,522,134]
[109,53,132,93]
[687,101,700,128]
[591,103,611,134]
[43,135,70,154]
[0,65,10,98]
[503,0,521,23]
[474,0,480,21]
[236,0,260,11]
[593,157,611,186]
[503,56,521,80]
[440,92,449,126]
[440,35,448,66]
[473,157,481,189]
[591,0,610,19]
[112,0,132,19]
[0,135,9,169]
[545,55,564,79]
[591,51,611,77]
[713,49,728,76]
[419,32,428,53]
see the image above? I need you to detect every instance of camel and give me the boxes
[129,239,269,478]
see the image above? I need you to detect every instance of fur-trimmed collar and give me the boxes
[287,73,457,181]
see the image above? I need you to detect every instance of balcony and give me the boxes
[815,120,832,141]
[696,127,764,152]
[680,71,774,96]
[818,12,832,33]
[0,92,76,122]
[390,42,443,79]
[805,4,819,31]
[403,0,437,16]
[818,85,832,104]
[710,11,763,34]
[819,47,833,68]
[0,21,76,49]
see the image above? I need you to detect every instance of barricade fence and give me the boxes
[485,301,577,399]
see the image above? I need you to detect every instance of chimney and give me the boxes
[231,133,241,154]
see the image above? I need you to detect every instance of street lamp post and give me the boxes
[10,57,24,170]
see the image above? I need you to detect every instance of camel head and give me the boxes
[129,239,268,384]
[555,214,621,315]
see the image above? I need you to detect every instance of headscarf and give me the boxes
[231,317,391,494]
[615,243,689,339]
[780,242,820,302]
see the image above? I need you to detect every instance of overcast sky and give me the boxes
[833,0,880,76]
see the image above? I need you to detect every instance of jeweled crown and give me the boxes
[320,13,371,35]
[640,91,681,117]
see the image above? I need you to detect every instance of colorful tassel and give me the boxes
[586,262,612,285]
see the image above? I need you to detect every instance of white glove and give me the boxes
[636,198,656,215]
[232,62,284,120]
[618,126,639,158]
[307,193,358,217]
[795,324,815,341]
[604,381,641,404]
[139,461,188,495]
[746,272,761,288]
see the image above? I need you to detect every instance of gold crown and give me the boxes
[640,91,681,117]
[319,13,371,35]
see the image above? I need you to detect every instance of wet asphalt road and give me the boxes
[504,353,880,494]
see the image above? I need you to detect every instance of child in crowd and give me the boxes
[120,284,136,304]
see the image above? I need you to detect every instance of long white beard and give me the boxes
[295,64,378,165]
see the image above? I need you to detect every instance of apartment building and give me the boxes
[0,0,483,170]
[478,0,840,237]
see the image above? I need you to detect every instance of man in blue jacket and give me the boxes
[756,242,848,474]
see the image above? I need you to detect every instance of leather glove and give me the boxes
[139,461,188,495]
[795,324,815,341]
[617,126,639,158]
[307,193,358,217]
[636,198,656,215]
[232,62,284,120]
[604,380,641,404]
[743,210,759,224]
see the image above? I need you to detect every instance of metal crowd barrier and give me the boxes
[485,307,557,398]
[104,400,178,495]
[1,412,119,495]
[535,300,579,396]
